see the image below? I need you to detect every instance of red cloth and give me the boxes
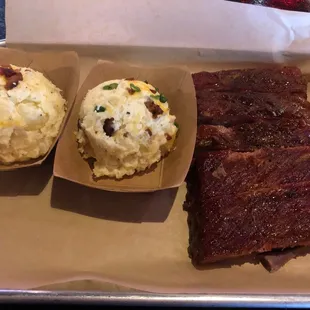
[228,0,310,12]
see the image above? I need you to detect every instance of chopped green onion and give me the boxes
[94,105,106,113]
[130,83,141,92]
[144,80,149,84]
[150,95,160,100]
[159,94,167,103]
[103,83,118,90]
[174,121,179,129]
[155,87,159,92]
[150,93,167,103]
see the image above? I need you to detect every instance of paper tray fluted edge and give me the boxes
[0,291,310,308]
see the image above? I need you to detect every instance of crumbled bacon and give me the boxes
[103,118,115,137]
[165,134,172,141]
[127,88,135,95]
[144,99,163,118]
[0,65,23,90]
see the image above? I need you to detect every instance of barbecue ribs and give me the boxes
[197,91,310,126]
[195,146,310,199]
[185,66,310,270]
[188,184,310,264]
[192,66,307,94]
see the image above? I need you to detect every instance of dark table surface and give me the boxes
[0,0,5,41]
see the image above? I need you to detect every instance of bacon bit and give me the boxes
[0,67,16,77]
[165,134,172,141]
[127,87,135,95]
[5,72,23,90]
[0,65,23,90]
[125,77,135,81]
[103,118,115,137]
[150,88,156,94]
[123,132,129,138]
[146,128,152,136]
[144,99,163,119]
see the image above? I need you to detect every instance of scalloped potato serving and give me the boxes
[0,65,66,164]
[76,79,178,179]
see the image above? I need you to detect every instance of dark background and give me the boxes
[227,0,310,12]
[0,0,5,40]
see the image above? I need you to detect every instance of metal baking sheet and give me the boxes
[2,40,310,306]
[0,291,310,307]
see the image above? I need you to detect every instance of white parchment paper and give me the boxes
[5,0,310,55]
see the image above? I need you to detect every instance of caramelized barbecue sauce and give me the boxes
[188,67,310,266]
[0,65,23,90]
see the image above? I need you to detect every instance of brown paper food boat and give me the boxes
[0,48,80,171]
[54,61,197,192]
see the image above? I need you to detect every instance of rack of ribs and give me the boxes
[192,66,307,94]
[188,184,310,265]
[196,119,310,151]
[185,66,310,270]
[195,147,310,199]
[197,91,310,126]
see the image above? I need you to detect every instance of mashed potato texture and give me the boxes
[77,79,178,179]
[0,65,66,164]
